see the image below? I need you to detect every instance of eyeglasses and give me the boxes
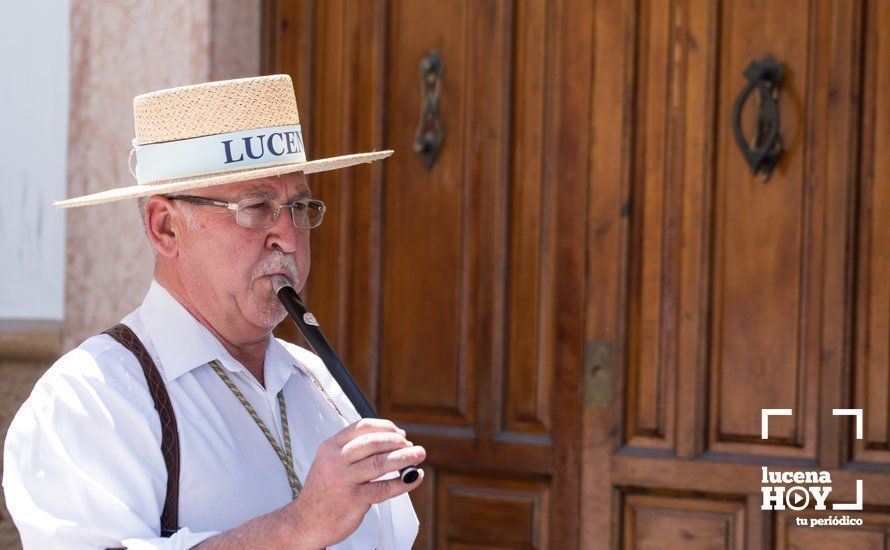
[167,195,326,229]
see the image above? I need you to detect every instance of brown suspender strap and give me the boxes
[103,323,180,538]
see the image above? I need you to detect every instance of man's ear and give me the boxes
[145,196,180,258]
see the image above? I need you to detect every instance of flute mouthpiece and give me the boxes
[270,274,293,294]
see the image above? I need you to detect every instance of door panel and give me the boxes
[854,0,890,468]
[622,494,746,549]
[381,0,471,425]
[708,0,815,457]
[437,473,550,549]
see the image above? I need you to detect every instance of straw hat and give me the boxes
[54,74,392,208]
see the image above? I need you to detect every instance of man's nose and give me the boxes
[265,208,304,253]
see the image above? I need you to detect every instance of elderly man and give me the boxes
[3,75,424,549]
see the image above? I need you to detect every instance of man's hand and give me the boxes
[286,418,426,548]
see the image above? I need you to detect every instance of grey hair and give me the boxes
[137,196,149,235]
[137,195,199,239]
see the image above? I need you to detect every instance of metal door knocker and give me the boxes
[412,50,444,169]
[731,54,784,181]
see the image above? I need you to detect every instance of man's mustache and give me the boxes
[250,253,300,287]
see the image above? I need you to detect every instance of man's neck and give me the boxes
[154,271,269,387]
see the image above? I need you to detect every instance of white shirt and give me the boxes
[3,280,418,549]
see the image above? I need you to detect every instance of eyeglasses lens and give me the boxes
[291,201,324,229]
[235,198,278,229]
[234,197,324,229]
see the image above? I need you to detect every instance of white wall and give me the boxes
[0,2,69,320]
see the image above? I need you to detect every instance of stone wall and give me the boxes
[63,0,262,351]
[1,1,261,546]
[0,323,61,549]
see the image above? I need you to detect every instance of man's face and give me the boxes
[172,172,313,332]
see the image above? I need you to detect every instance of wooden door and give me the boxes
[584,0,890,548]
[266,0,890,548]
[265,1,587,547]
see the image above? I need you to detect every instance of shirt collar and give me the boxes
[265,336,303,395]
[139,280,223,382]
[139,280,298,389]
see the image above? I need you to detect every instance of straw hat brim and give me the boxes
[54,150,393,208]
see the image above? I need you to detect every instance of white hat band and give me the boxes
[133,124,307,185]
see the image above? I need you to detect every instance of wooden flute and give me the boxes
[271,275,421,484]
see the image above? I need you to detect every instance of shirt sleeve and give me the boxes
[376,492,420,550]
[2,346,218,549]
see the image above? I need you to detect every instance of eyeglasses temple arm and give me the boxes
[167,195,233,210]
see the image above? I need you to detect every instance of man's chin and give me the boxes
[245,288,289,329]
[249,304,288,329]
[270,308,289,326]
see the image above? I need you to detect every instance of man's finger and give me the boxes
[333,418,406,447]
[359,468,425,504]
[341,432,411,464]
[350,445,426,485]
